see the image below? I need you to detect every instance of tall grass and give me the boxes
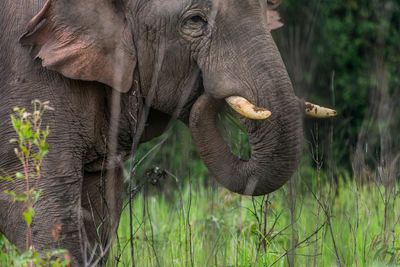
[108,177,400,267]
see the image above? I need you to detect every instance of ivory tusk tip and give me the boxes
[226,96,272,120]
[305,102,337,118]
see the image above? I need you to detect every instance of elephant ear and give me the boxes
[20,0,135,93]
[266,0,284,31]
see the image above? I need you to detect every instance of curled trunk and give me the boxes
[189,94,303,196]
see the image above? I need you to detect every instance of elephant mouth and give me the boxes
[182,75,273,123]
[185,77,337,123]
[178,70,275,126]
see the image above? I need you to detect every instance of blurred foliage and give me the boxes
[134,122,207,185]
[276,0,400,172]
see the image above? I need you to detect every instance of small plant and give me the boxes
[1,100,70,267]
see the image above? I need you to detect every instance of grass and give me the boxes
[107,177,400,267]
[0,235,18,266]
[1,174,399,266]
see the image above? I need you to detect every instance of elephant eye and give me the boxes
[181,13,208,39]
[189,15,205,24]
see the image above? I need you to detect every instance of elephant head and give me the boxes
[21,0,336,196]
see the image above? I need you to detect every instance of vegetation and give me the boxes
[107,179,400,266]
[277,0,400,169]
[0,101,69,267]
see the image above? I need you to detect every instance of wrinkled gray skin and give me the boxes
[0,0,303,265]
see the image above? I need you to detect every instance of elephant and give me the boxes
[0,0,336,265]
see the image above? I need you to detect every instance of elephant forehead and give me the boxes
[144,0,184,18]
[140,0,264,27]
[142,0,212,19]
[212,0,263,15]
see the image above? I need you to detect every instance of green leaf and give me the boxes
[11,115,21,132]
[3,190,28,202]
[3,190,16,199]
[32,190,42,203]
[14,193,29,202]
[0,175,14,183]
[20,145,29,156]
[39,140,49,152]
[22,207,35,226]
[21,123,33,140]
[14,250,34,266]
[15,172,24,180]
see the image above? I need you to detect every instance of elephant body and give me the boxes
[0,2,143,263]
[0,0,305,265]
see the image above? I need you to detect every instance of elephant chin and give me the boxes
[189,94,303,196]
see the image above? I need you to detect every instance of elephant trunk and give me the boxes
[190,32,303,196]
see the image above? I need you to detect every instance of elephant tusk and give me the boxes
[225,96,272,120]
[305,102,337,118]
